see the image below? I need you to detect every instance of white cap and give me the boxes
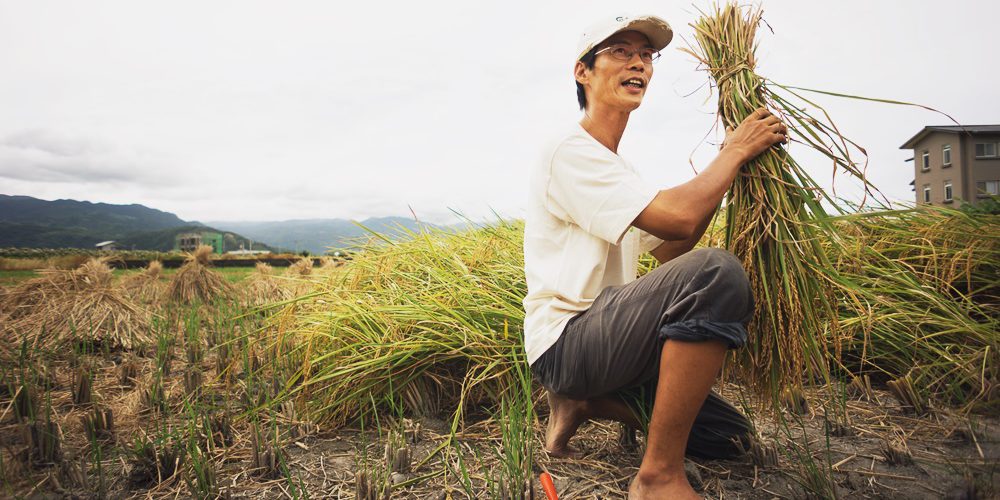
[576,14,673,60]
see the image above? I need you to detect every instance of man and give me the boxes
[522,14,788,499]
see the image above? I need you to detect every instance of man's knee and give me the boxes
[688,248,753,320]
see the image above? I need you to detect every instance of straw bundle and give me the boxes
[166,245,233,304]
[122,260,164,304]
[0,259,152,350]
[284,257,313,277]
[686,3,877,393]
[242,262,292,308]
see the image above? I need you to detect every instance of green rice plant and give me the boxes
[184,406,221,499]
[184,306,203,365]
[485,346,535,500]
[270,220,526,427]
[127,430,182,488]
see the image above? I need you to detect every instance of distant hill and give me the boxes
[206,216,440,254]
[0,194,190,238]
[0,195,271,252]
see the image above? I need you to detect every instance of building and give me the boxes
[95,240,117,251]
[175,231,224,254]
[900,125,1000,206]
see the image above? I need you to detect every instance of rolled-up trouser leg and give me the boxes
[531,248,754,459]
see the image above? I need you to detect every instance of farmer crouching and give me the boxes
[522,14,788,499]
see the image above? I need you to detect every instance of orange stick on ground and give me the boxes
[539,471,558,500]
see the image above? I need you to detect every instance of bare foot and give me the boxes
[627,471,701,500]
[544,391,589,458]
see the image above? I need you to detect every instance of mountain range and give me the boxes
[0,194,440,254]
[205,217,438,255]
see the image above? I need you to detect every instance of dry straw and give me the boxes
[122,260,164,304]
[0,259,152,350]
[242,262,292,308]
[167,245,233,304]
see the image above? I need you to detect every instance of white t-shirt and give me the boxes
[523,123,664,365]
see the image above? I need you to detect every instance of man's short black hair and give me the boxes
[576,47,599,111]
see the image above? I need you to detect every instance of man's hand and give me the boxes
[720,107,787,162]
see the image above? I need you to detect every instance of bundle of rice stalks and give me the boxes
[241,262,292,308]
[122,260,164,304]
[686,3,877,393]
[0,259,152,350]
[166,246,233,304]
[271,222,526,427]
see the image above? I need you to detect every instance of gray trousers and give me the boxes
[531,248,754,459]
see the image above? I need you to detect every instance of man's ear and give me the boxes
[573,61,589,85]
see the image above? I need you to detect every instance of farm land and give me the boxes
[0,215,997,499]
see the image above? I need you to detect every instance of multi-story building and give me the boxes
[175,231,224,254]
[900,125,1000,206]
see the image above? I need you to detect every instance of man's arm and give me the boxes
[648,209,715,264]
[632,107,786,244]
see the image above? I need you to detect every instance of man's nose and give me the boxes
[627,53,646,71]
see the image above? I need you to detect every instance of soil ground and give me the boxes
[1,352,996,499]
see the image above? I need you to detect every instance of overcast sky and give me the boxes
[1,0,997,224]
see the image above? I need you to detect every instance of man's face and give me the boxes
[576,30,654,112]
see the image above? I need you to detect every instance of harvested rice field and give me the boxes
[0,209,997,499]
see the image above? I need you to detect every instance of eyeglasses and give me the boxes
[594,44,660,64]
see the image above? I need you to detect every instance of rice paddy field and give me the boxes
[2,4,998,499]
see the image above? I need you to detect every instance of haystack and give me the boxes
[166,245,233,304]
[241,262,292,308]
[0,259,152,350]
[284,257,313,277]
[122,260,164,304]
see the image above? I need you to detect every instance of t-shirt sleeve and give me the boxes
[546,138,659,245]
[638,228,664,253]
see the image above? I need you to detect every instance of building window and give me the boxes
[977,180,1000,197]
[921,151,930,170]
[942,144,951,166]
[943,181,953,203]
[923,185,931,203]
[976,142,998,158]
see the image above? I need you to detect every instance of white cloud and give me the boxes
[0,0,997,223]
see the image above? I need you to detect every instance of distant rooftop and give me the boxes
[900,125,1000,149]
[95,240,115,247]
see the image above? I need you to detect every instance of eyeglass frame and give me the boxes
[593,43,661,64]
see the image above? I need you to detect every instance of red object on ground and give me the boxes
[539,472,559,500]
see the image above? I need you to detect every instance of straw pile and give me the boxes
[829,206,1000,409]
[0,259,152,350]
[121,260,164,304]
[242,262,292,308]
[271,222,525,427]
[284,257,313,277]
[166,245,233,304]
